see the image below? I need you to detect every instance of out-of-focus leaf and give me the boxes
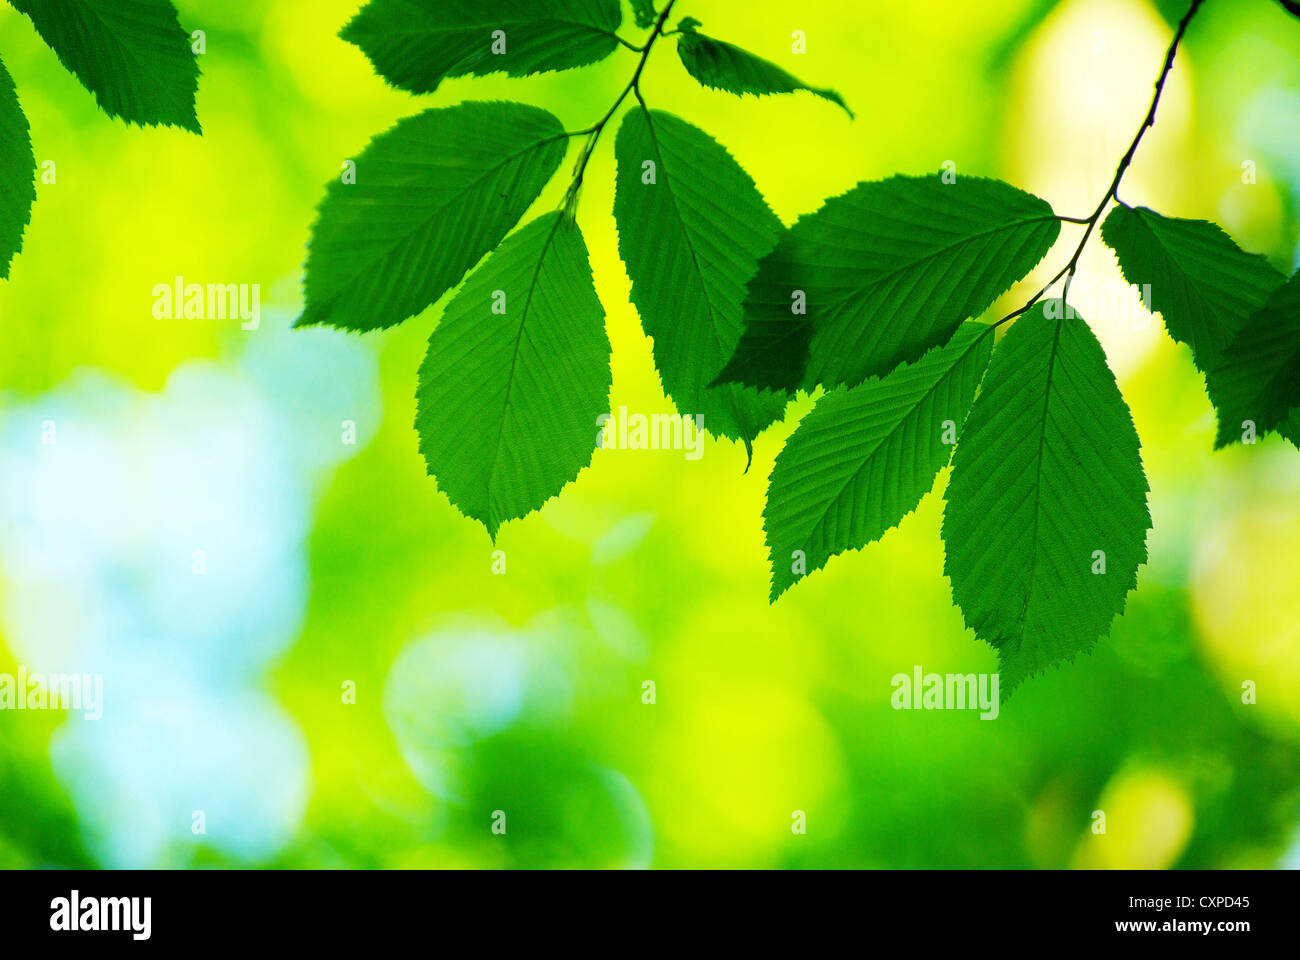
[630,0,656,29]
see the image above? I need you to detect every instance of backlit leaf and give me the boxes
[1101,203,1285,447]
[0,54,36,280]
[9,0,200,132]
[676,27,852,118]
[1203,270,1300,446]
[415,212,611,538]
[614,108,786,452]
[716,174,1060,394]
[342,0,623,95]
[943,302,1151,689]
[766,323,994,601]
[298,101,568,332]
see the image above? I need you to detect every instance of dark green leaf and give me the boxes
[1101,204,1282,361]
[766,323,994,601]
[415,212,611,539]
[716,174,1060,394]
[676,29,852,118]
[0,54,36,280]
[342,0,623,95]
[1101,204,1285,447]
[613,108,786,453]
[1282,408,1300,448]
[1205,270,1300,446]
[298,101,568,333]
[9,0,200,132]
[943,302,1151,689]
[630,0,657,29]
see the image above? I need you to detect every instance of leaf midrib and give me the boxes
[1007,313,1064,654]
[483,213,568,537]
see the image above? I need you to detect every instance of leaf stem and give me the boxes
[994,0,1206,327]
[562,0,678,216]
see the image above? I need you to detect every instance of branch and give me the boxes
[995,0,1207,326]
[562,0,678,215]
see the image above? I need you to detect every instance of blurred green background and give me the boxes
[1,0,1299,869]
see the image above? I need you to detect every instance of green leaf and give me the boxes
[298,101,568,333]
[765,323,994,601]
[675,29,852,118]
[1101,204,1286,448]
[942,302,1151,689]
[1205,270,1300,446]
[716,174,1060,395]
[630,0,657,29]
[1283,408,1300,449]
[9,0,200,132]
[1101,204,1282,361]
[341,0,623,95]
[415,212,611,539]
[0,54,36,280]
[613,108,786,453]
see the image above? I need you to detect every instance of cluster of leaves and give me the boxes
[0,0,202,279]
[299,0,1300,690]
[298,0,850,535]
